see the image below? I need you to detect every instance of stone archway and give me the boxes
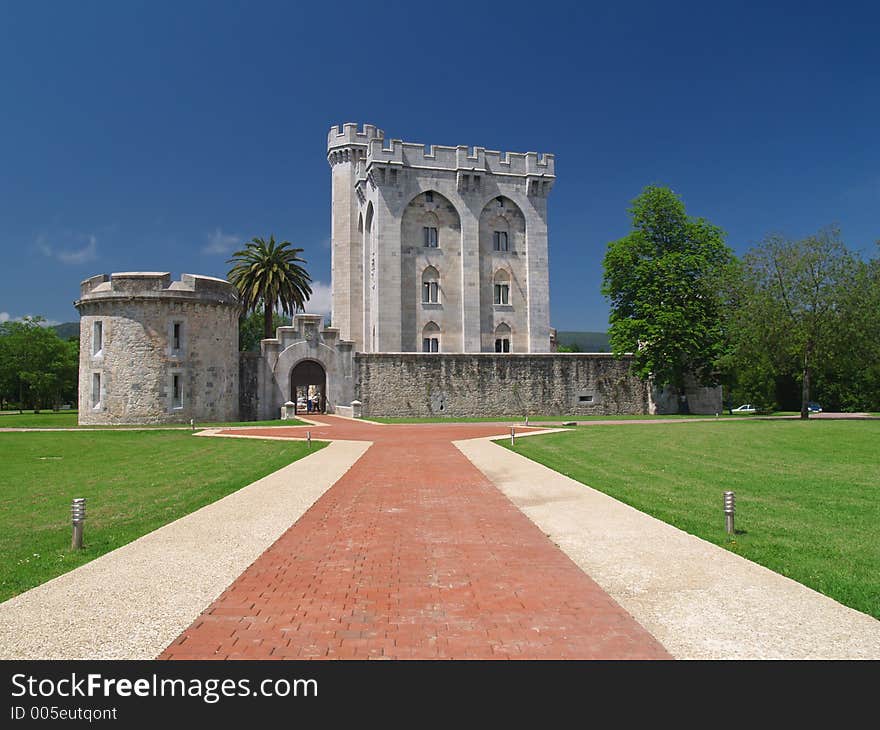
[290,359,326,415]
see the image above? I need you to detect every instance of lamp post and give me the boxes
[71,498,86,550]
[723,491,735,535]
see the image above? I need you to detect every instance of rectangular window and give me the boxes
[91,372,101,409]
[579,394,594,403]
[425,191,433,202]
[493,231,509,252]
[494,283,509,305]
[495,338,510,353]
[92,321,103,355]
[172,374,182,409]
[423,227,438,248]
[422,281,439,303]
[173,322,181,351]
[422,337,439,353]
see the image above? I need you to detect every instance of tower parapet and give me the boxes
[327,122,385,165]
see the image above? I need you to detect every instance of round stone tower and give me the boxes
[75,272,240,425]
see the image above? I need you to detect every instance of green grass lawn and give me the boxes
[504,420,880,619]
[0,431,324,602]
[0,411,306,428]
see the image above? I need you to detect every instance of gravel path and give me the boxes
[456,435,880,659]
[0,439,369,659]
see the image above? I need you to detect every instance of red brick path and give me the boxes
[160,417,670,659]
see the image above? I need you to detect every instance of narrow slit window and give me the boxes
[91,373,101,409]
[172,374,182,409]
[423,227,438,248]
[92,321,103,355]
[173,323,181,351]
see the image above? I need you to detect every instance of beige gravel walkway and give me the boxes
[456,435,880,659]
[0,439,369,659]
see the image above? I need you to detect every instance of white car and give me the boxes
[731,404,756,414]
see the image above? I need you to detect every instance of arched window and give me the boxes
[494,323,511,353]
[421,266,440,304]
[493,270,510,306]
[422,322,440,352]
[422,211,439,248]
[489,212,511,252]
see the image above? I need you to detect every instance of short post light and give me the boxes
[190,418,195,432]
[307,430,311,449]
[71,498,86,550]
[524,415,529,427]
[723,490,735,535]
[510,426,515,446]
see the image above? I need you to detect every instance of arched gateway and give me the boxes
[290,359,326,414]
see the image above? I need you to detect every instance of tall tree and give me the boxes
[0,316,78,411]
[227,235,313,339]
[733,227,858,418]
[602,185,734,395]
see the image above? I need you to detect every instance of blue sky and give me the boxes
[1,0,877,331]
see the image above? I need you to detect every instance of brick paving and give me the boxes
[160,417,670,659]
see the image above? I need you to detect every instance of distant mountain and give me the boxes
[555,330,610,352]
[53,322,80,340]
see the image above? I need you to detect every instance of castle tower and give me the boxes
[327,123,384,351]
[75,272,240,424]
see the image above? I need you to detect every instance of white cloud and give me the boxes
[0,312,9,323]
[203,228,241,255]
[304,280,332,315]
[37,234,98,265]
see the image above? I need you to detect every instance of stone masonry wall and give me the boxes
[76,273,239,425]
[354,353,650,418]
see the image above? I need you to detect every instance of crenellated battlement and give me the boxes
[327,122,385,152]
[327,123,555,178]
[365,138,555,178]
[76,272,238,305]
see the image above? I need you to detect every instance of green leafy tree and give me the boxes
[813,248,880,411]
[238,309,292,352]
[602,185,734,394]
[0,317,78,411]
[731,227,858,418]
[227,235,313,339]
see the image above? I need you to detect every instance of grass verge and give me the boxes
[0,430,324,602]
[0,411,306,428]
[503,420,879,619]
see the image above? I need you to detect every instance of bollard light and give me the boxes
[723,490,735,535]
[307,430,311,448]
[510,426,515,446]
[525,415,529,426]
[190,418,195,432]
[71,497,86,550]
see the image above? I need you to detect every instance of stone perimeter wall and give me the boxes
[354,353,652,418]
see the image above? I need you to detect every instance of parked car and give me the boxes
[731,404,756,414]
[807,402,822,413]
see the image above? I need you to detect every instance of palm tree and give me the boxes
[227,235,313,339]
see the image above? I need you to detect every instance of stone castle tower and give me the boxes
[327,123,555,354]
[75,273,239,424]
